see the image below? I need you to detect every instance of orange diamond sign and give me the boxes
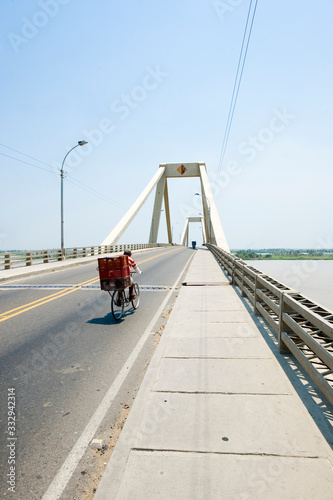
[177,164,187,175]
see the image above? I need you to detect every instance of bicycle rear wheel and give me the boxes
[111,290,124,320]
[131,283,140,309]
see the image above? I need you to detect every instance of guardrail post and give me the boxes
[231,264,235,285]
[26,252,32,266]
[82,247,86,257]
[241,264,246,296]
[5,253,11,269]
[253,275,260,315]
[228,258,233,277]
[73,248,77,259]
[278,293,292,354]
[91,247,95,256]
[230,257,239,286]
[43,250,49,263]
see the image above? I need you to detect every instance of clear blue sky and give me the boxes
[1,0,332,250]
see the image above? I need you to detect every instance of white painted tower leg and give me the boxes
[149,173,166,243]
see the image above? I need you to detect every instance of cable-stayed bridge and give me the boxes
[0,162,332,499]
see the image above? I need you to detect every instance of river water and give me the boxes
[245,260,333,312]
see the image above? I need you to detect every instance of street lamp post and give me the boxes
[60,140,88,258]
[195,193,211,243]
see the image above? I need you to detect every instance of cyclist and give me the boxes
[124,250,142,300]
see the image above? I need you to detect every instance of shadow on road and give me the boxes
[87,308,136,325]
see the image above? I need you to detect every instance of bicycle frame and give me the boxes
[110,272,140,320]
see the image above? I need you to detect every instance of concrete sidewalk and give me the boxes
[95,248,333,499]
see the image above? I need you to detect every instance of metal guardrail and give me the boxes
[0,243,168,271]
[206,243,333,405]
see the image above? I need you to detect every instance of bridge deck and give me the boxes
[95,248,333,499]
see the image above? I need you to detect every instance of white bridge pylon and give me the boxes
[101,162,229,251]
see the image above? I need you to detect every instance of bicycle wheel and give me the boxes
[131,283,140,309]
[111,290,124,320]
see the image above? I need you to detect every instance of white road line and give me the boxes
[42,251,194,500]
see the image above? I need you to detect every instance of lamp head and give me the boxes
[78,140,88,146]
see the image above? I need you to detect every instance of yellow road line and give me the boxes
[0,247,182,323]
[0,280,99,322]
[0,277,98,317]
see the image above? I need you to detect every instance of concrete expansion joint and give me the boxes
[130,448,325,460]
[162,356,270,360]
[182,281,231,286]
[152,390,292,396]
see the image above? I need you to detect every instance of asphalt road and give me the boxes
[0,246,194,499]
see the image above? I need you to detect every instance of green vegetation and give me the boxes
[232,249,333,260]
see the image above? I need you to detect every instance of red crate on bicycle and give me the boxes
[97,254,141,320]
[98,256,131,291]
[98,255,128,269]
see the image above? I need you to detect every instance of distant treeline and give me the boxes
[232,249,333,260]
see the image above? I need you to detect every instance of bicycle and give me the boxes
[110,272,140,320]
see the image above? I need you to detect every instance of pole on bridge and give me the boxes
[60,140,88,258]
